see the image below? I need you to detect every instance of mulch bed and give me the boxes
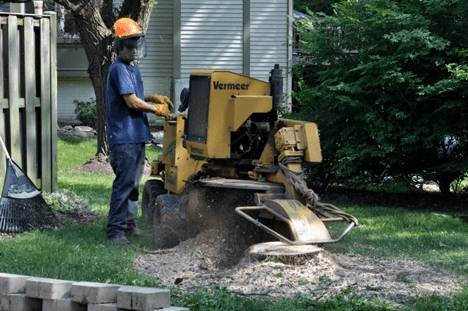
[321,188,467,214]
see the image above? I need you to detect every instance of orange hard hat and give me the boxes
[113,18,144,39]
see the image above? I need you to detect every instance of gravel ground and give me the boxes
[133,228,463,306]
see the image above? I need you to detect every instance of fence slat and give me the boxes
[40,18,51,192]
[24,16,38,186]
[0,112,5,190]
[49,13,57,192]
[7,15,21,166]
[0,13,56,192]
[0,23,3,100]
[0,22,4,188]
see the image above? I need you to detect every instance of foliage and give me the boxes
[74,98,97,128]
[172,287,397,311]
[294,0,341,15]
[291,0,468,195]
[43,189,91,213]
[407,289,468,311]
[446,64,468,81]
[450,173,468,195]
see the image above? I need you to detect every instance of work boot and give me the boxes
[108,232,132,246]
[125,225,145,237]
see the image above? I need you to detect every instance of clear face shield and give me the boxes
[119,37,148,62]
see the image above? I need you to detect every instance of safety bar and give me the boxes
[235,205,355,245]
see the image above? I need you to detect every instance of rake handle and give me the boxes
[0,135,11,160]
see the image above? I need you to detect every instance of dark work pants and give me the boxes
[107,143,145,238]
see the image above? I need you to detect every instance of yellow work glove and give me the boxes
[149,94,174,112]
[153,103,170,120]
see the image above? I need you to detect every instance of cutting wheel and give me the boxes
[248,241,323,257]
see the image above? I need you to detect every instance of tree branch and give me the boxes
[100,0,116,29]
[53,0,81,13]
[396,85,419,118]
[120,0,154,33]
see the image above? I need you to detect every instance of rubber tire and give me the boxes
[153,194,188,249]
[141,179,166,225]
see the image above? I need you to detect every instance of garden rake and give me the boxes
[0,135,59,233]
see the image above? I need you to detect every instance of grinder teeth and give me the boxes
[247,241,323,265]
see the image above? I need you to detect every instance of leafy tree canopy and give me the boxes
[294,0,341,15]
[291,0,468,194]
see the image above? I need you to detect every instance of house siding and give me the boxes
[140,0,174,124]
[250,0,289,85]
[56,0,292,123]
[140,0,173,85]
[180,0,244,78]
[57,78,94,124]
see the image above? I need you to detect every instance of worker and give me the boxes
[106,17,173,245]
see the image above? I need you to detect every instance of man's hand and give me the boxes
[149,94,174,111]
[153,103,170,120]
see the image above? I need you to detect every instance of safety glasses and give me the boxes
[123,43,139,50]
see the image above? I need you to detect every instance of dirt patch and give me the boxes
[63,155,151,176]
[0,209,103,241]
[132,186,465,305]
[0,232,16,241]
[133,186,465,305]
[55,208,104,226]
[134,230,462,305]
[63,154,115,175]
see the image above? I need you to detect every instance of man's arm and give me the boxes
[123,94,159,114]
[124,94,170,119]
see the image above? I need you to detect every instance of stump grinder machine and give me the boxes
[141,64,358,260]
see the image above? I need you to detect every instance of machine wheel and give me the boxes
[141,179,165,225]
[153,194,189,249]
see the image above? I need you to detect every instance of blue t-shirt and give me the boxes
[106,58,152,145]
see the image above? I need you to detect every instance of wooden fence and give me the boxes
[0,12,57,193]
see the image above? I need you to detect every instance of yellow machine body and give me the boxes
[146,66,356,254]
[152,114,205,194]
[184,70,272,159]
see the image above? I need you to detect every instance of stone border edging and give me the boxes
[0,273,188,311]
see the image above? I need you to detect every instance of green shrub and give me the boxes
[74,98,97,127]
[43,189,91,214]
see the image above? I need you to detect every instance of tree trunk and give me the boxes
[437,171,459,196]
[438,178,452,196]
[81,30,113,156]
[88,54,112,156]
[73,12,113,156]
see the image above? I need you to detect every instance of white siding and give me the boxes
[180,0,244,78]
[250,0,288,82]
[55,0,292,123]
[57,78,95,124]
[139,0,173,98]
[57,77,167,125]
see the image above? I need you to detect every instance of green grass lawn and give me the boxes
[324,205,468,274]
[0,137,467,310]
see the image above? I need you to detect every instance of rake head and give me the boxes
[0,196,59,233]
[0,158,59,233]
